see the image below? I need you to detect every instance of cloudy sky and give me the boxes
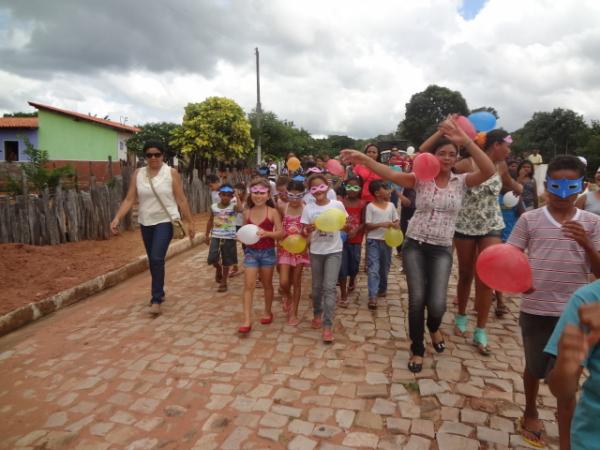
[0,0,599,139]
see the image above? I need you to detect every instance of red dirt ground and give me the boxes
[0,213,209,316]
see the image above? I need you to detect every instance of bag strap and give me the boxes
[147,168,175,221]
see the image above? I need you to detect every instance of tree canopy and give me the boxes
[171,97,253,163]
[398,85,469,145]
[127,122,181,158]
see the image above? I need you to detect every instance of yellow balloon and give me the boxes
[287,157,301,171]
[384,228,404,248]
[315,208,346,232]
[281,234,307,254]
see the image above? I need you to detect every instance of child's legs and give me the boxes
[258,266,275,315]
[366,239,381,299]
[403,239,428,356]
[378,241,392,294]
[321,252,342,328]
[338,245,350,300]
[454,236,477,315]
[279,264,291,298]
[242,268,258,325]
[220,239,238,283]
[474,235,501,328]
[290,265,303,316]
[520,313,559,420]
[424,243,453,334]
[348,244,361,287]
[310,253,325,317]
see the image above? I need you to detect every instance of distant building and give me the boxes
[0,117,38,162]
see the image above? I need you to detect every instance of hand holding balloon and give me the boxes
[412,153,440,181]
[237,224,261,245]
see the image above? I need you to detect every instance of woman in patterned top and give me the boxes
[452,129,523,355]
[342,118,495,373]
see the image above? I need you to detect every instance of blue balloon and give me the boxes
[468,111,497,132]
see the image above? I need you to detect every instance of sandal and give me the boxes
[430,331,446,353]
[407,357,423,373]
[519,417,546,448]
[287,316,300,326]
[495,301,509,318]
[217,284,227,292]
[454,314,468,336]
[368,299,377,310]
[473,328,491,356]
[260,313,273,325]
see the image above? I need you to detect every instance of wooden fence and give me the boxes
[0,165,248,246]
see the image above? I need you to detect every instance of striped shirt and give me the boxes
[507,207,600,316]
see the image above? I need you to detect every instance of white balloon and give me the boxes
[406,146,415,155]
[578,156,587,166]
[503,192,519,208]
[237,224,260,245]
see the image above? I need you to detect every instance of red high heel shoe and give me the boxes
[238,325,252,333]
[260,313,273,325]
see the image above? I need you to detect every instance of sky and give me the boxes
[0,0,599,139]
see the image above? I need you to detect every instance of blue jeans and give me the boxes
[366,239,392,300]
[310,252,342,328]
[140,222,173,304]
[402,238,453,356]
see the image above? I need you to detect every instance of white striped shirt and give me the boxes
[507,207,600,316]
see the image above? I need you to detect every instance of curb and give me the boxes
[0,234,206,338]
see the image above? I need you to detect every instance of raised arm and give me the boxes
[340,150,416,189]
[498,161,523,194]
[110,169,139,234]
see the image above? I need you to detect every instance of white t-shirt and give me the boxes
[366,202,399,240]
[300,200,348,255]
[303,189,337,204]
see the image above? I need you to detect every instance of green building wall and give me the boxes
[37,110,118,161]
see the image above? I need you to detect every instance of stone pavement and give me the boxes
[0,245,560,450]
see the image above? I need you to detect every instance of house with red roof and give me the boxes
[0,102,139,182]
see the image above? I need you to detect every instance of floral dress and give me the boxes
[455,174,505,236]
[278,212,310,267]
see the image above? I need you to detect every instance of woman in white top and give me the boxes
[342,119,495,373]
[111,141,195,315]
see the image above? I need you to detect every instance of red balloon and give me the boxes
[476,244,533,293]
[412,152,440,181]
[326,159,345,177]
[456,115,477,139]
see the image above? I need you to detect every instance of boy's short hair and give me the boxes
[368,179,387,196]
[276,175,290,187]
[206,174,220,185]
[547,155,586,178]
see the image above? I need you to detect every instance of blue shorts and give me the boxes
[243,247,277,268]
[339,243,361,278]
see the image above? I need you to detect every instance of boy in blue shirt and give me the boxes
[545,282,600,450]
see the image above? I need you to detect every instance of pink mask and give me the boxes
[250,186,269,194]
[310,184,329,194]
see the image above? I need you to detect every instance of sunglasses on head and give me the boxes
[310,184,329,194]
[345,185,361,192]
[250,186,269,194]
[287,192,305,200]
[145,152,163,159]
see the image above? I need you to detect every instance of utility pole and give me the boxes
[255,47,262,167]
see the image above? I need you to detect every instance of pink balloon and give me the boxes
[326,159,345,177]
[476,244,533,293]
[412,152,440,181]
[456,115,477,139]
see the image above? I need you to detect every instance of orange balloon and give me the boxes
[287,157,301,171]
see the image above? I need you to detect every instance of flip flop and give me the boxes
[518,418,546,448]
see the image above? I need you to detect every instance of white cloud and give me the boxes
[0,0,598,139]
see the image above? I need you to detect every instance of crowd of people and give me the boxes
[110,116,600,450]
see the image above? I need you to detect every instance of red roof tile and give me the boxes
[28,101,140,133]
[0,117,38,128]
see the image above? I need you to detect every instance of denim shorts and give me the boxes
[243,247,277,268]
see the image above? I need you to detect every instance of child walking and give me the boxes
[205,184,240,292]
[301,173,348,343]
[507,155,600,448]
[338,176,366,307]
[239,178,284,333]
[278,180,310,325]
[365,180,399,310]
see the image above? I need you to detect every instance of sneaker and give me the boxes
[149,303,161,315]
[322,328,334,343]
[311,316,322,329]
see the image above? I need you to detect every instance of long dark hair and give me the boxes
[363,143,381,162]
[517,160,535,178]
[247,177,275,208]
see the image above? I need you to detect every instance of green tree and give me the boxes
[511,108,589,161]
[579,120,600,179]
[127,122,182,158]
[398,85,469,145]
[3,112,37,117]
[171,97,253,163]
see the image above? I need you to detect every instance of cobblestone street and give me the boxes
[0,245,559,449]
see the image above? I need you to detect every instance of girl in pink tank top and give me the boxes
[278,180,310,325]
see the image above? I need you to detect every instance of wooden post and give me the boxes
[107,155,113,180]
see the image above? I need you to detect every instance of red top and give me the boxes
[353,164,382,202]
[344,199,366,244]
[247,210,275,249]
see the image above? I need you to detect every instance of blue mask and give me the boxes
[545,176,584,199]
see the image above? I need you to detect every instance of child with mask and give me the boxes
[507,155,600,448]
